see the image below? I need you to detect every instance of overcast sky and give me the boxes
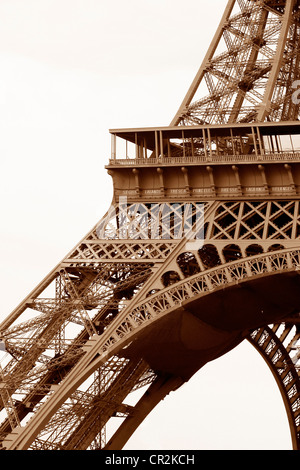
[0,0,292,450]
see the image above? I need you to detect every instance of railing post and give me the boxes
[111,134,116,160]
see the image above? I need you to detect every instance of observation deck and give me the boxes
[106,121,300,202]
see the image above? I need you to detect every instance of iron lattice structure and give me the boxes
[1,0,300,450]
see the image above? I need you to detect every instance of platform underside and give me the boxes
[123,271,300,381]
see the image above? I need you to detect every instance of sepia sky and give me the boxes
[0,0,292,450]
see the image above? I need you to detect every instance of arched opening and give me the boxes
[120,341,293,450]
[198,244,221,269]
[245,244,264,257]
[177,252,200,278]
[268,244,285,252]
[223,244,242,263]
[161,271,181,287]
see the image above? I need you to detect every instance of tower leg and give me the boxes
[105,375,184,450]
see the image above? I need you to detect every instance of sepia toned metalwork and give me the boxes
[0,0,300,450]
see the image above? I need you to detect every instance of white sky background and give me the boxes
[0,0,292,450]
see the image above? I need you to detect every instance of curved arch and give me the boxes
[177,252,200,277]
[106,325,300,451]
[246,244,264,257]
[198,244,221,269]
[223,244,242,262]
[269,244,285,252]
[161,270,181,287]
[248,326,300,449]
[5,248,300,450]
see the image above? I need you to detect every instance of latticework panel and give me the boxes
[2,0,300,451]
[0,198,300,449]
[173,0,300,125]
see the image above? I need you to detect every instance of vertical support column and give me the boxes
[160,131,164,159]
[182,130,186,158]
[202,128,208,159]
[155,131,159,159]
[230,128,236,156]
[132,169,140,197]
[256,126,264,155]
[258,165,269,194]
[207,128,212,160]
[191,136,195,157]
[284,164,296,193]
[206,166,215,195]
[167,138,171,159]
[181,167,190,195]
[232,165,242,195]
[135,133,139,160]
[251,127,259,157]
[157,168,165,197]
[111,134,116,160]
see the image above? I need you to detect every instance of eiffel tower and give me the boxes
[1,0,300,450]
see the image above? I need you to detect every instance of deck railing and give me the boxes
[108,151,300,166]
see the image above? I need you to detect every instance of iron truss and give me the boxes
[0,199,299,449]
[1,0,300,450]
[171,0,300,125]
